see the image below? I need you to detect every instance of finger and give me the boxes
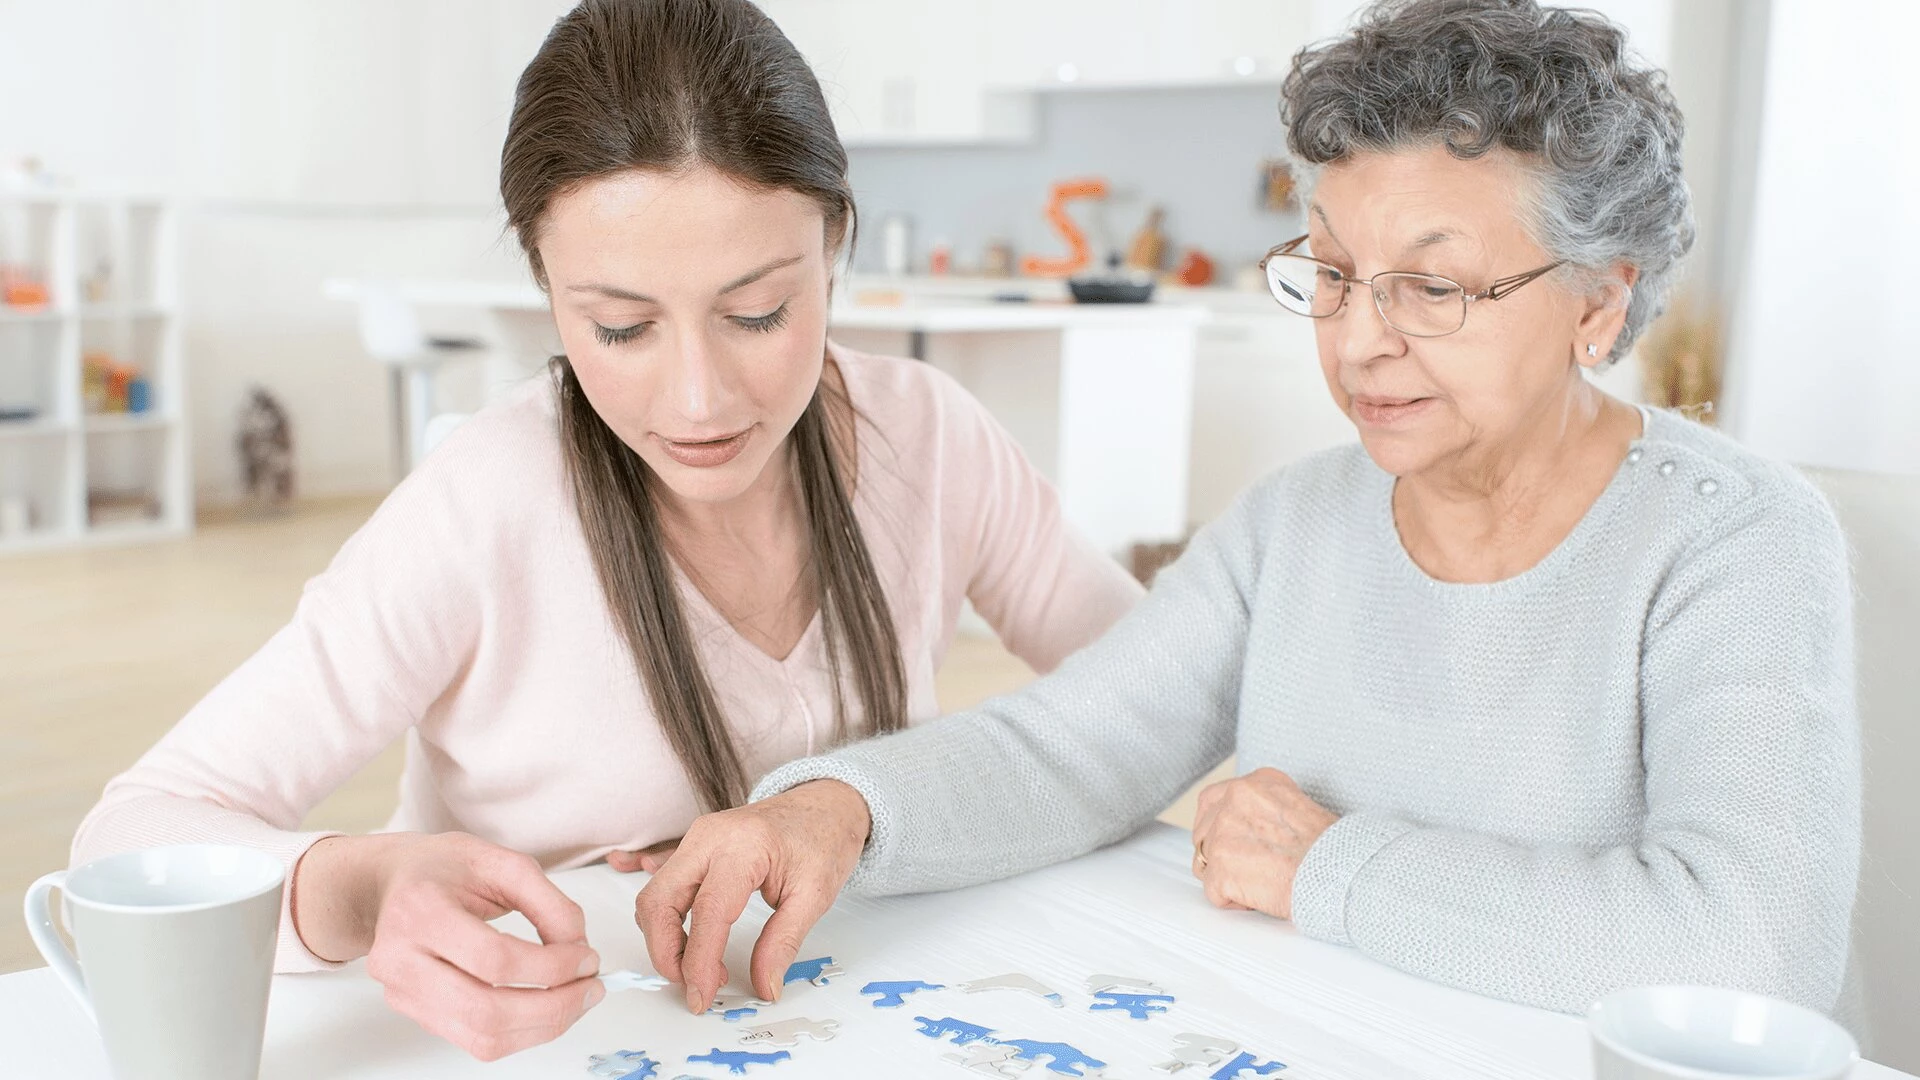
[634,856,706,988]
[681,869,758,1013]
[419,904,599,990]
[748,883,833,1001]
[475,850,589,948]
[383,946,604,1062]
[638,841,679,874]
[607,850,646,873]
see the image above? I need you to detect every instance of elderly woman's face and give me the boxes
[1307,145,1593,478]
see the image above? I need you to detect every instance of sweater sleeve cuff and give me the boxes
[275,831,350,973]
[1290,810,1412,947]
[750,757,897,895]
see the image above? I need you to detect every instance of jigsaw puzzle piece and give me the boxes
[1152,1033,1240,1073]
[587,1049,661,1079]
[1085,974,1166,996]
[861,979,946,1008]
[1089,992,1176,1020]
[686,1048,793,1075]
[1208,1051,1287,1079]
[737,1017,840,1047]
[600,970,671,993]
[956,973,1066,1007]
[944,1041,1032,1077]
[704,990,776,1023]
[913,1015,1000,1045]
[998,1039,1108,1077]
[781,956,844,987]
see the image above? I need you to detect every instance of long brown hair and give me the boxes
[501,0,906,811]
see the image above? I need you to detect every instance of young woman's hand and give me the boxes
[633,780,870,1013]
[292,832,604,1061]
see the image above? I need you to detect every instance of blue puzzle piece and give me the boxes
[686,1048,793,1075]
[1089,991,1176,1020]
[912,1016,998,1045]
[861,980,945,1008]
[998,1039,1108,1077]
[1210,1050,1288,1079]
[587,1049,660,1080]
[782,956,842,986]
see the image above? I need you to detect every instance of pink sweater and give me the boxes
[71,344,1142,971]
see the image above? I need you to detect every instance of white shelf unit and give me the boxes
[0,194,190,553]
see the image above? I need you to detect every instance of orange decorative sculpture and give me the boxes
[1020,178,1108,278]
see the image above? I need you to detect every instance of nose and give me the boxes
[1328,280,1406,370]
[660,323,724,425]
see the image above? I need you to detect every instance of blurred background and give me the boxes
[0,0,1913,1063]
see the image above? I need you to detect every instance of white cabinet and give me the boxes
[761,0,1313,144]
[763,0,1032,145]
[984,0,1309,88]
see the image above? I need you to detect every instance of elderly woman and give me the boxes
[635,0,1860,1021]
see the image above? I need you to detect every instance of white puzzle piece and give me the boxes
[599,970,671,993]
[1151,1033,1240,1073]
[1085,974,1165,996]
[943,1041,1031,1077]
[737,1017,841,1047]
[956,973,1066,1007]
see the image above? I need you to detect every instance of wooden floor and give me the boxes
[0,497,1224,975]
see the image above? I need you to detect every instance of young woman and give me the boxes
[70,0,1140,1060]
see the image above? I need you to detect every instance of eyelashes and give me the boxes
[590,302,792,347]
[730,302,791,334]
[593,322,646,346]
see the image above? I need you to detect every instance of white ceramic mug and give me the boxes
[1590,985,1858,1080]
[23,845,285,1080]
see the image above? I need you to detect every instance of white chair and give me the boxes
[1810,466,1920,1068]
[351,283,484,478]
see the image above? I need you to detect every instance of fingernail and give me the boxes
[585,981,606,1008]
[578,955,599,979]
[685,988,701,1014]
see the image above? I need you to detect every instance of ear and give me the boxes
[1573,263,1639,369]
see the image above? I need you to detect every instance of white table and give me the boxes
[5,824,1906,1079]
[322,278,1208,554]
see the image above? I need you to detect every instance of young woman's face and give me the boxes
[538,165,834,508]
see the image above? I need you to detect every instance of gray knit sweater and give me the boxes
[754,409,1860,1017]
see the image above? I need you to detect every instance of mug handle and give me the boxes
[23,872,93,1022]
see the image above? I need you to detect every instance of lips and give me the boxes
[656,428,752,468]
[1350,395,1435,427]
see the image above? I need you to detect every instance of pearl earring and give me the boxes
[1586,343,1599,357]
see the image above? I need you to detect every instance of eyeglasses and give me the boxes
[1260,235,1563,338]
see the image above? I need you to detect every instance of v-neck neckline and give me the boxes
[670,345,865,669]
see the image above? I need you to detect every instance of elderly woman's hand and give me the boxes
[634,780,871,1013]
[1190,767,1338,919]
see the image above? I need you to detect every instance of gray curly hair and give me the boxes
[1282,0,1695,360]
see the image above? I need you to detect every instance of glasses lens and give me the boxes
[1265,254,1343,317]
[1376,273,1466,336]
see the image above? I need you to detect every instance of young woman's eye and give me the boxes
[731,302,791,334]
[593,322,649,346]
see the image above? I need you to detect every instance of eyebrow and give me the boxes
[565,253,806,303]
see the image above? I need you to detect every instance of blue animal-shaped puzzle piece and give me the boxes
[1210,1050,1288,1079]
[912,1015,999,1045]
[861,979,945,1008]
[1089,991,1176,1020]
[686,1048,793,1075]
[782,956,844,987]
[587,1049,661,1080]
[997,1039,1108,1077]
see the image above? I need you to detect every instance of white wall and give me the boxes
[1722,0,1920,476]
[0,0,570,502]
